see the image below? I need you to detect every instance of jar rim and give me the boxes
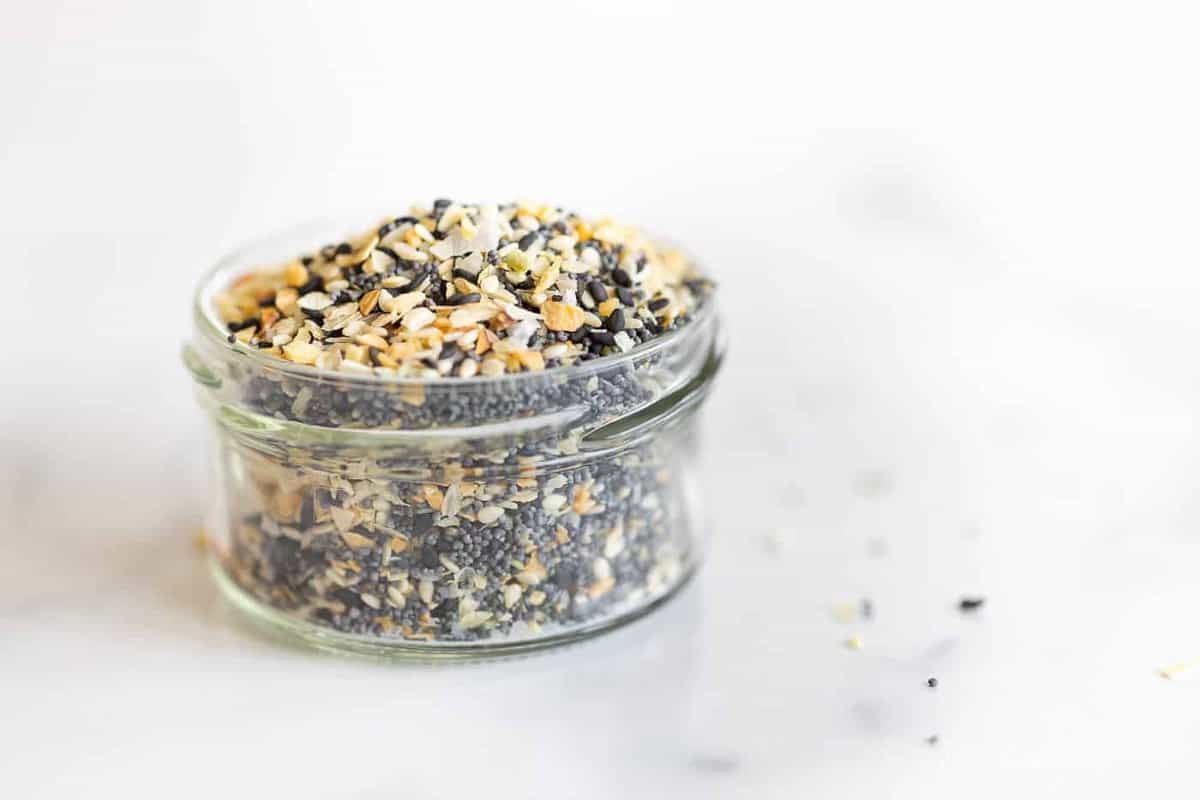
[193,219,717,388]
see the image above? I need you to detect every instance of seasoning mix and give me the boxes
[185,200,722,655]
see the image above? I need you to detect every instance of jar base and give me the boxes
[208,553,697,661]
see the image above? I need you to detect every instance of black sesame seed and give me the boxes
[518,231,539,250]
[958,596,986,612]
[426,279,446,304]
[604,309,625,333]
[445,292,482,306]
[589,330,616,346]
[452,267,478,283]
[299,277,323,295]
[587,280,608,303]
[335,242,352,256]
[616,287,634,306]
[612,268,632,287]
[927,677,938,688]
[433,198,451,210]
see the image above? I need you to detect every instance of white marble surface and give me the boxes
[4,2,1200,797]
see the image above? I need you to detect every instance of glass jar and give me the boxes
[183,225,723,657]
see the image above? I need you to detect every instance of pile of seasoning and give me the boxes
[216,200,709,380]
[198,200,719,647]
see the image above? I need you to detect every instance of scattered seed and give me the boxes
[958,596,986,612]
[1158,660,1200,679]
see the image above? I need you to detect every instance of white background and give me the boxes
[3,1,1200,797]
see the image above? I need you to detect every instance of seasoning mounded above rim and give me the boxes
[215,200,714,379]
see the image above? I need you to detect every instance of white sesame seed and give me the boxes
[436,205,465,232]
[394,242,428,262]
[297,292,332,311]
[370,248,397,273]
[449,304,498,327]
[477,505,504,525]
[402,307,436,331]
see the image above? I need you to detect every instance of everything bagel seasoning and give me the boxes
[215,199,711,381]
[197,200,719,648]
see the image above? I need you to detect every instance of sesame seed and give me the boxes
[958,596,986,612]
[586,279,608,303]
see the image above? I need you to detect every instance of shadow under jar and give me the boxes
[184,225,723,657]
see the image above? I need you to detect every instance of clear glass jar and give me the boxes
[183,225,723,657]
